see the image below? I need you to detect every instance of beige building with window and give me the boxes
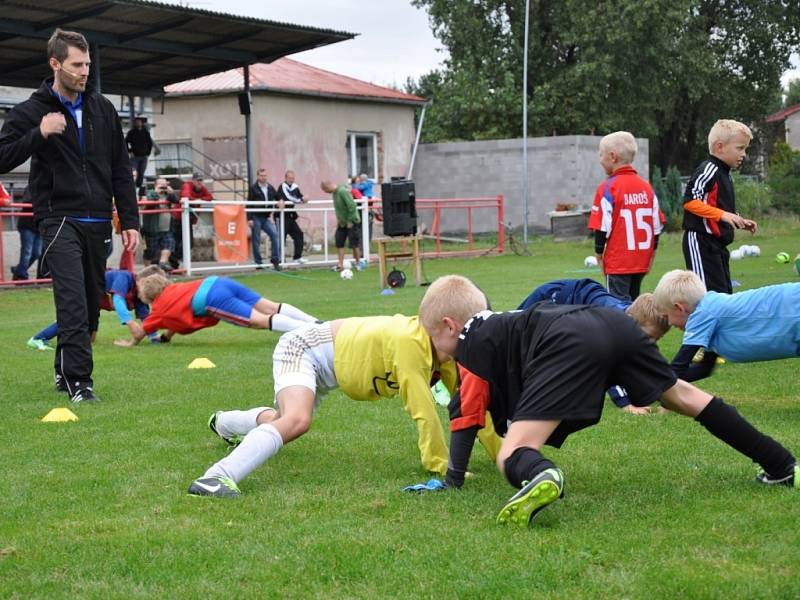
[153,58,425,205]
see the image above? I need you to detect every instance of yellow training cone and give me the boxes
[188,357,216,369]
[41,408,79,422]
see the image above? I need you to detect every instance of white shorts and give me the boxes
[272,322,337,408]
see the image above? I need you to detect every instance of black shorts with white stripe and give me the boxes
[682,230,732,294]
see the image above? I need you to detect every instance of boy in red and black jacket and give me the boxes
[682,119,757,293]
[589,131,663,301]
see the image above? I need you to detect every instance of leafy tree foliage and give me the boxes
[785,78,800,108]
[408,0,800,172]
[767,141,800,213]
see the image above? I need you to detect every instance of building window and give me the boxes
[347,132,377,179]
[154,141,193,177]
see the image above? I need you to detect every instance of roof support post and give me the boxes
[243,64,254,187]
[91,42,101,93]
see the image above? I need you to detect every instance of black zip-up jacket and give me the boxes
[247,181,277,220]
[0,78,139,230]
[125,127,153,157]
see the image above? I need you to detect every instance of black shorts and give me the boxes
[335,225,361,249]
[683,230,732,293]
[515,307,676,447]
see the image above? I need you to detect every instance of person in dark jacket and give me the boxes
[0,28,140,403]
[11,187,43,281]
[247,168,280,270]
[275,170,306,263]
[125,117,153,190]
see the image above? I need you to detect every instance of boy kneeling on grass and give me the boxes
[519,278,670,415]
[414,275,797,528]
[653,269,800,382]
[187,308,502,497]
[113,274,316,347]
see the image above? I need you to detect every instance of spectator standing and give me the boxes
[350,176,364,199]
[0,28,140,403]
[321,180,361,271]
[172,173,211,267]
[275,170,306,263]
[11,187,43,281]
[143,177,177,271]
[588,131,663,301]
[125,117,153,191]
[247,168,281,270]
[355,173,374,198]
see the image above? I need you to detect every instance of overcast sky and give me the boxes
[180,1,799,88]
[177,0,447,87]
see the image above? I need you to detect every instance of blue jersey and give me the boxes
[518,278,631,311]
[102,270,150,323]
[684,283,800,362]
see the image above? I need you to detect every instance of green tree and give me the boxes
[786,78,800,107]
[409,0,800,171]
[766,141,800,213]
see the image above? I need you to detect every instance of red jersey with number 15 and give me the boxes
[588,165,663,275]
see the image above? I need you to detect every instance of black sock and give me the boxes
[503,447,555,489]
[696,397,795,476]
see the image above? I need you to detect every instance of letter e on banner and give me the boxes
[213,204,249,262]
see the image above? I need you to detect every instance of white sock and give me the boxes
[279,303,316,322]
[270,313,307,332]
[204,423,284,483]
[215,407,272,437]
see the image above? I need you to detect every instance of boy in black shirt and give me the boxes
[418,276,798,528]
[682,119,757,293]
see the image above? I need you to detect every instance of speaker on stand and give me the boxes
[380,179,417,237]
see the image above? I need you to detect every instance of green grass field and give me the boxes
[1,220,799,598]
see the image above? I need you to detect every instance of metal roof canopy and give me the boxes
[0,0,356,97]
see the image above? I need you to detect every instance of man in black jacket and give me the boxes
[125,117,153,190]
[275,170,306,263]
[247,168,280,270]
[0,28,140,403]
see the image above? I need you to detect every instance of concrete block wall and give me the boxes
[411,135,649,234]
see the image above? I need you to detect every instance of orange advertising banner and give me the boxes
[212,204,249,263]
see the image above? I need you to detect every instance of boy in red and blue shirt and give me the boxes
[114,274,316,346]
[589,131,663,301]
[28,266,162,353]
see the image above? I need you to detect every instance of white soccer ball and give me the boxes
[340,268,354,280]
[584,255,598,268]
[749,245,760,257]
[342,259,352,270]
[730,249,744,261]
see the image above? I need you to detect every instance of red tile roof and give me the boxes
[765,103,800,123]
[164,58,426,105]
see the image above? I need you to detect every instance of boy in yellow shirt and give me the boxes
[189,310,499,497]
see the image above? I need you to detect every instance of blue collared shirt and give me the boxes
[50,84,84,151]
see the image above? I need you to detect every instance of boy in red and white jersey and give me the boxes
[589,131,663,301]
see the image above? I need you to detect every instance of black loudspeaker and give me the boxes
[381,179,417,236]
[237,91,251,115]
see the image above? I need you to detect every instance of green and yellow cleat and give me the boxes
[27,337,53,351]
[755,464,798,488]
[207,411,243,448]
[188,476,241,498]
[496,467,564,527]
